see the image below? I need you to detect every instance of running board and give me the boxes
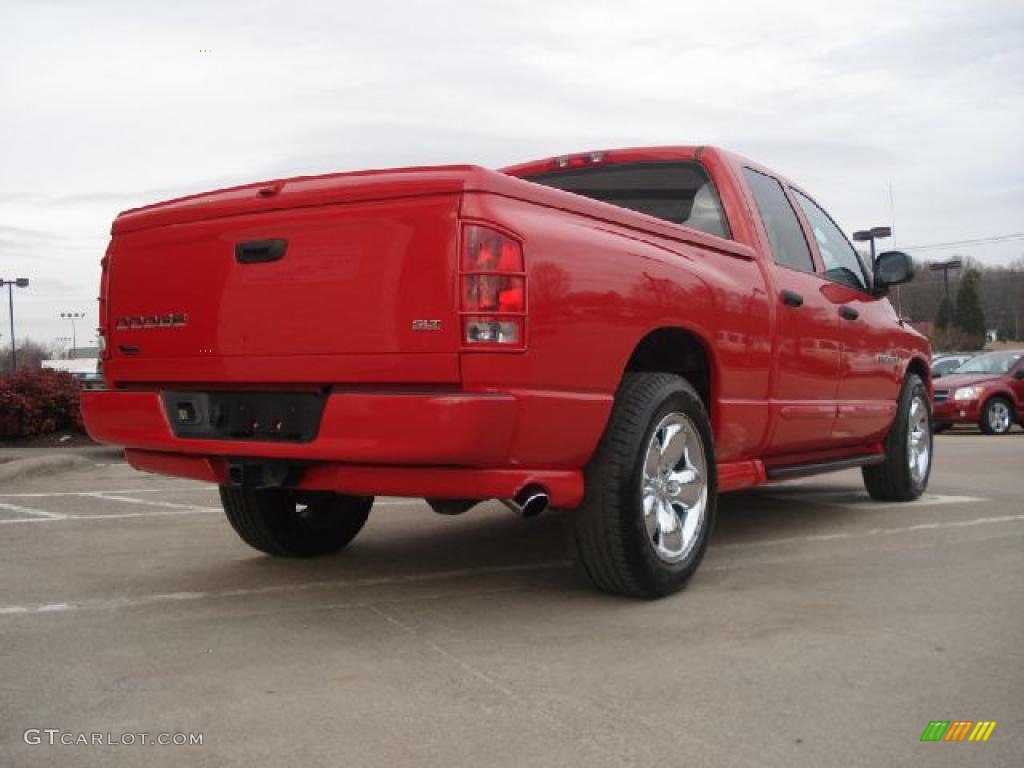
[765,453,885,481]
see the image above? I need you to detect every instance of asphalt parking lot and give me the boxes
[0,432,1021,768]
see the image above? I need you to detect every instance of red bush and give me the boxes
[0,369,84,440]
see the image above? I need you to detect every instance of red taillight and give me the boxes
[98,249,112,360]
[460,224,525,348]
[462,275,525,313]
[462,226,523,272]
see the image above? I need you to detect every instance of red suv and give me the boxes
[932,350,1024,434]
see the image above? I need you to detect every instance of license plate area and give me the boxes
[161,391,326,442]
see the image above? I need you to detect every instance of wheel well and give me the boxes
[982,392,1013,408]
[625,328,712,409]
[907,357,929,389]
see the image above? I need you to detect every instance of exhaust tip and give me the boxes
[502,484,549,518]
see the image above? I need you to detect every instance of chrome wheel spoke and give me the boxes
[640,412,708,563]
[674,497,703,548]
[656,500,679,536]
[668,465,700,486]
[670,469,703,508]
[656,505,684,554]
[658,422,687,474]
[643,439,662,482]
[643,493,659,539]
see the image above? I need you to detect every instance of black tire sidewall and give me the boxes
[270,491,370,556]
[222,487,372,557]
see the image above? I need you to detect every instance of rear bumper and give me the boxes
[81,388,611,506]
[83,389,521,465]
[124,449,584,507]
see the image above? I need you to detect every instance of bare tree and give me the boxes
[0,339,61,375]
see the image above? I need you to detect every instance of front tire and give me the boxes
[566,373,717,598]
[863,373,932,501]
[220,487,372,557]
[979,397,1014,435]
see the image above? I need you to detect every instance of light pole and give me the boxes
[852,226,893,264]
[928,258,963,305]
[853,227,896,308]
[1,278,30,372]
[59,311,86,356]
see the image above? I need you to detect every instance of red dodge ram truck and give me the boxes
[82,145,931,598]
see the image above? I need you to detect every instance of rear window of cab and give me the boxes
[524,162,731,240]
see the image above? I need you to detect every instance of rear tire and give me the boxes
[863,374,931,501]
[566,373,717,598]
[979,397,1014,435]
[220,487,372,557]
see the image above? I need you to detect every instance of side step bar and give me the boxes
[765,453,885,482]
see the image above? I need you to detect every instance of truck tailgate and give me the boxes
[104,173,465,385]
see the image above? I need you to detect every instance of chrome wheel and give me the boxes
[987,400,1011,433]
[907,395,931,486]
[641,412,708,563]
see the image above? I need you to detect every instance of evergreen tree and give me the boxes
[954,269,986,342]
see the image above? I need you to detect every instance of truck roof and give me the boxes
[501,145,708,177]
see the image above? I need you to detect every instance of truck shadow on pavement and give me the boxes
[189,484,881,597]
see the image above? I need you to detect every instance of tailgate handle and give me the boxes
[236,239,287,264]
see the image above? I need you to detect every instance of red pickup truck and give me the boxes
[82,145,931,598]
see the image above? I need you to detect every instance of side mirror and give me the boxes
[933,371,944,379]
[1015,369,1024,380]
[874,251,914,293]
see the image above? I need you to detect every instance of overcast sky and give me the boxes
[1,0,1022,349]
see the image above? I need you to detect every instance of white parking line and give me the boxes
[0,492,419,526]
[716,513,1024,550]
[0,561,573,616]
[765,491,984,510]
[0,488,206,498]
[0,508,217,525]
[0,502,67,520]
[83,493,218,511]
[0,491,217,524]
[1,513,1021,618]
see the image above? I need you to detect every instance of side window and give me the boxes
[792,190,868,291]
[742,168,814,273]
